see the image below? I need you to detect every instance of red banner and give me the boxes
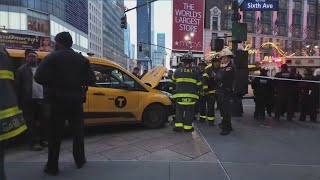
[172,0,204,52]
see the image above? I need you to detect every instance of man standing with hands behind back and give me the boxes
[35,32,96,175]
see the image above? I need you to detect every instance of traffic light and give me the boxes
[120,15,127,29]
[138,43,142,52]
[232,22,247,42]
[211,38,224,52]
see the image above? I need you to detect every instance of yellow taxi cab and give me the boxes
[8,49,173,128]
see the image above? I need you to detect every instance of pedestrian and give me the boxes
[198,60,207,122]
[215,48,236,135]
[0,45,27,180]
[251,68,273,119]
[171,53,202,133]
[313,68,320,115]
[132,67,140,78]
[15,49,48,151]
[34,32,96,175]
[290,67,302,115]
[273,64,296,121]
[202,57,222,126]
[298,68,317,122]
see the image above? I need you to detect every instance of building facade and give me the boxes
[0,0,88,53]
[102,0,126,67]
[137,0,154,70]
[153,33,166,67]
[124,23,131,58]
[204,0,320,63]
[88,0,103,57]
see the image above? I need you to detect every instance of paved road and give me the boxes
[5,100,320,180]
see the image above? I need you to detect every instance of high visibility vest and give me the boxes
[0,46,27,141]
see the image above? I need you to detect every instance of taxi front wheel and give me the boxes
[142,104,166,129]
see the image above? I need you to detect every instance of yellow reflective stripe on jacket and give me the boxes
[0,70,14,80]
[173,93,199,99]
[176,78,197,84]
[0,107,21,120]
[0,125,27,141]
[200,115,207,119]
[177,102,196,105]
[183,125,193,130]
[203,73,209,78]
[197,81,202,86]
[209,90,217,94]
[169,87,173,90]
[175,123,183,127]
[207,117,215,121]
[203,85,208,89]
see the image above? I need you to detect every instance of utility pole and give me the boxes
[231,0,241,53]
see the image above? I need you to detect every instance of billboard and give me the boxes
[172,0,204,52]
[0,33,53,52]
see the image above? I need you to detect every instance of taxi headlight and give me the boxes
[160,91,173,99]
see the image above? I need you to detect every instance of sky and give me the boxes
[124,0,172,68]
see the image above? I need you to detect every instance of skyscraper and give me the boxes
[153,33,166,67]
[137,0,154,70]
[88,0,103,57]
[124,24,131,58]
[102,0,126,67]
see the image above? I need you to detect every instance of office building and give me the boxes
[137,0,154,70]
[102,0,126,67]
[88,0,103,57]
[0,0,88,53]
[204,0,320,63]
[124,23,131,58]
[153,33,166,67]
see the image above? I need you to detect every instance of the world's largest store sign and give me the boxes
[172,0,204,52]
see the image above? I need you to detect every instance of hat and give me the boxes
[219,48,233,57]
[198,60,207,66]
[280,64,288,69]
[25,49,37,56]
[54,32,73,48]
[181,53,194,62]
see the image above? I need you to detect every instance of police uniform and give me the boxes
[215,49,236,135]
[251,69,273,119]
[202,58,222,126]
[172,53,202,132]
[274,64,296,121]
[0,45,27,180]
[198,61,208,122]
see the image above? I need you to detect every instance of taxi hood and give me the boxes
[141,65,167,88]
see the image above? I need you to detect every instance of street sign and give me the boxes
[240,0,278,11]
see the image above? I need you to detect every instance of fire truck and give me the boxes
[261,56,320,76]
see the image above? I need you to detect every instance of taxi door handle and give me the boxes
[93,92,105,96]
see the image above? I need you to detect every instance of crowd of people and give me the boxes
[252,64,320,122]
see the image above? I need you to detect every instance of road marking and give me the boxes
[194,126,232,180]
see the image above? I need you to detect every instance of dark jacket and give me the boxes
[274,70,296,95]
[251,74,273,97]
[34,48,96,100]
[172,66,202,105]
[203,65,220,94]
[15,64,40,106]
[216,62,236,92]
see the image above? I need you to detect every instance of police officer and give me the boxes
[171,53,202,132]
[203,57,222,126]
[274,64,296,121]
[35,32,96,175]
[215,49,236,135]
[0,45,27,180]
[299,68,317,122]
[251,69,273,119]
[198,60,207,122]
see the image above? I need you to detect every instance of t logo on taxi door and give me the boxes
[115,96,127,108]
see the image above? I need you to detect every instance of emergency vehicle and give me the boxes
[8,49,173,128]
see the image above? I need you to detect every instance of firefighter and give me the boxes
[298,68,317,122]
[274,64,296,121]
[168,70,176,122]
[198,60,207,122]
[172,53,202,132]
[0,45,27,180]
[203,57,222,126]
[215,48,236,135]
[251,68,273,119]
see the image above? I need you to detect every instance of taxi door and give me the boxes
[85,64,140,124]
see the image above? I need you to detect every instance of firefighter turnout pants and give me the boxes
[207,93,221,122]
[199,95,207,120]
[220,92,232,131]
[175,103,195,130]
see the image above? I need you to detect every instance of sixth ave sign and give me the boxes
[240,0,279,11]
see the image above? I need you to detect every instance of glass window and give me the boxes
[247,22,254,33]
[279,0,287,8]
[0,11,9,28]
[261,11,271,21]
[294,1,302,11]
[279,25,286,36]
[293,14,301,25]
[307,14,316,26]
[20,13,27,30]
[9,12,20,30]
[91,64,138,89]
[28,0,35,9]
[277,11,287,23]
[309,4,317,13]
[212,16,218,30]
